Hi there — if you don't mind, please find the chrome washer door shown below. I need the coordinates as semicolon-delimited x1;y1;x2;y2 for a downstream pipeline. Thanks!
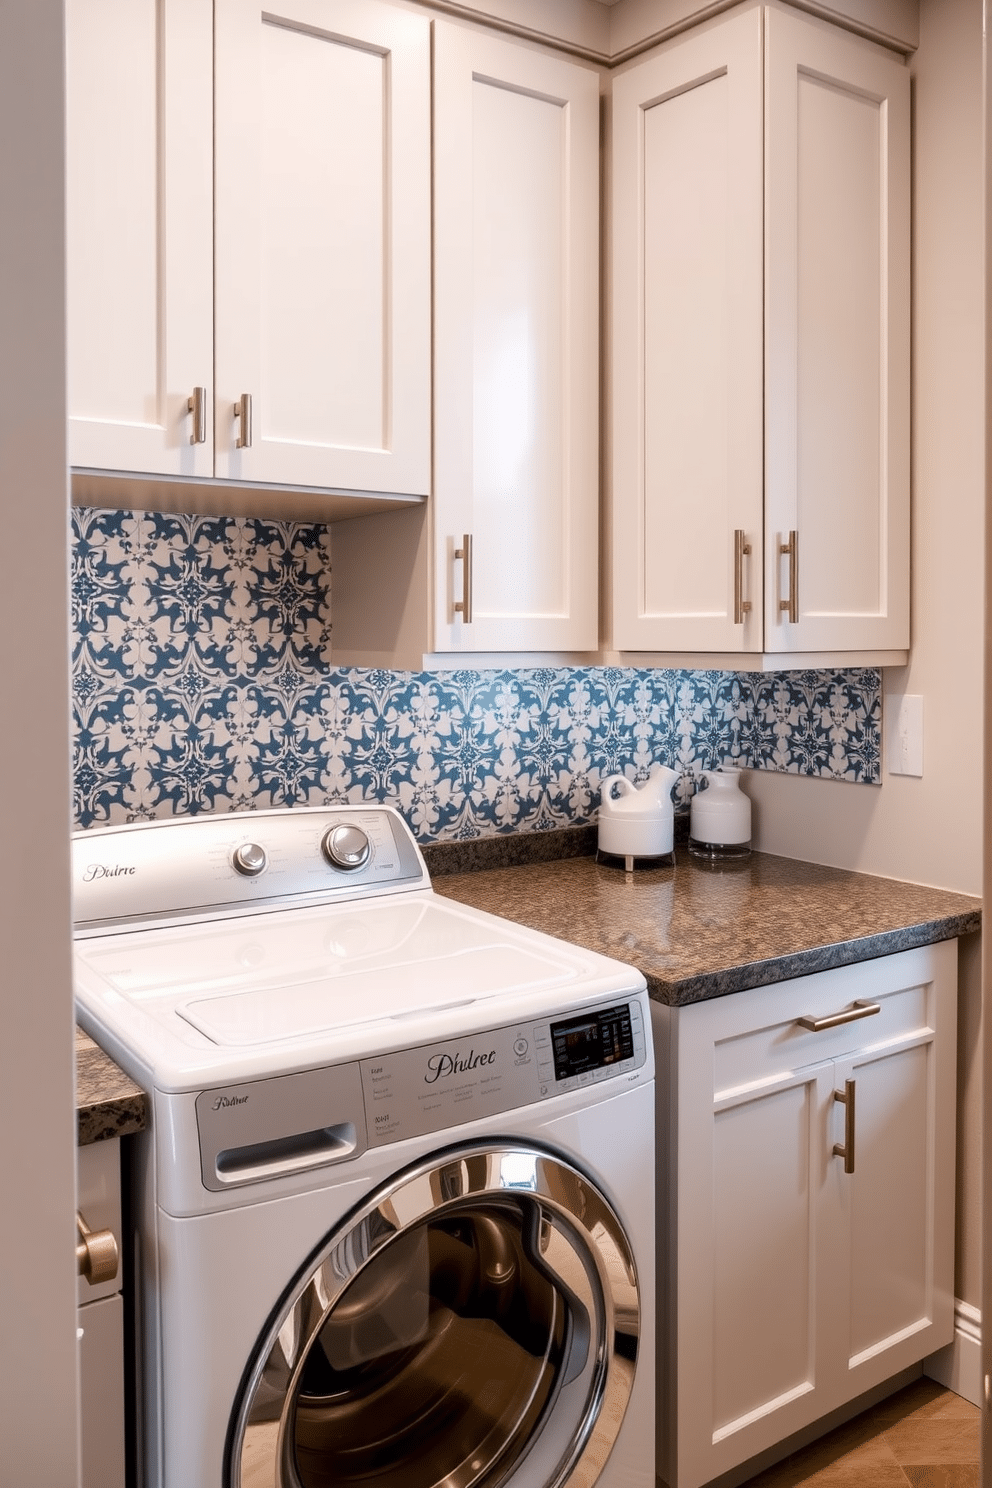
229;1143;640;1488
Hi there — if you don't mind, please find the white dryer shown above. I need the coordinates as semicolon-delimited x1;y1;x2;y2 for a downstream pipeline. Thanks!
72;806;654;1488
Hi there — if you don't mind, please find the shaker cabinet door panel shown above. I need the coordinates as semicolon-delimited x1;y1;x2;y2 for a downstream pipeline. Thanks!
834;1027;955;1391
214;0;431;495
66;0;213;477
433;22;599;653
764;8;910;653
612;9;764;653
707;1068;833;1457
677;1038;836;1486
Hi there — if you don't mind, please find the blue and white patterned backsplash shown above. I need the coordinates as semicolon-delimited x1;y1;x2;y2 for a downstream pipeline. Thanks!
71;508;881;839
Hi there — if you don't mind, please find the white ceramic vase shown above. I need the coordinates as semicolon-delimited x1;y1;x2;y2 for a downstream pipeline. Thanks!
689;768;751;859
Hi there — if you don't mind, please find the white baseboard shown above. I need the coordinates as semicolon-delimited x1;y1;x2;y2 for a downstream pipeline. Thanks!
924;1300;983;1407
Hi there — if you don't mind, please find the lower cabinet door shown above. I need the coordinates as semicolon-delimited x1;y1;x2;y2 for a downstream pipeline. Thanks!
663;941;957;1488
830;1028;955;1396
706;1062;837;1472
78;1293;126;1488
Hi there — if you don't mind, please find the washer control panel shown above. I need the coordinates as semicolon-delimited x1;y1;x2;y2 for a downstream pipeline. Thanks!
360;995;649;1150
192;993;650;1190
72;806;427;934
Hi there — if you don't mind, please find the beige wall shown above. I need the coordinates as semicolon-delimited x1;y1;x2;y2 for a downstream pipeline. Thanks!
747;0;985;1311
0;2;80;1481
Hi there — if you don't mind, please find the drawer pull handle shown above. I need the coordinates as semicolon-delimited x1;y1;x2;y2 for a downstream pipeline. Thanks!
832;1078;856;1174
76;1210;119;1286
797;1000;880;1033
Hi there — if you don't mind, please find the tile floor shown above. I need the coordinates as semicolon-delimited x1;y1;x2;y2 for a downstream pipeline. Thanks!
738;1378;981;1487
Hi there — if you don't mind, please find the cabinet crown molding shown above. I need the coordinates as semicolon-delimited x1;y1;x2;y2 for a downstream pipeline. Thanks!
412;0;919;61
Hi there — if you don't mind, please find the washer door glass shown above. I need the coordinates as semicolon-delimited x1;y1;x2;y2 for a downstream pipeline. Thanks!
230;1145;640;1488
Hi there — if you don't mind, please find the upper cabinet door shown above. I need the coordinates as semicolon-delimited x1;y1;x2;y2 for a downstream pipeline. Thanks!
764;8;910;654
611;9;765;655
432;23;600;654
66;0;214;477
214;0;431;496
611;5;909;665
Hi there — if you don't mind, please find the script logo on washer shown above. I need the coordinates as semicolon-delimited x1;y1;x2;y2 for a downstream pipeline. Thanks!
424;1047;497;1084
212;1093;250;1112
82;862;137;883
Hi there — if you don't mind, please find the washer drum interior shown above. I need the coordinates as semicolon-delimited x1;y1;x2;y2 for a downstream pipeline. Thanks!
228;1143;641;1488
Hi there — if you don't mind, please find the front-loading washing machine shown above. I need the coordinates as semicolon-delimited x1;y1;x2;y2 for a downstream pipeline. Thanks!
72;806;654;1488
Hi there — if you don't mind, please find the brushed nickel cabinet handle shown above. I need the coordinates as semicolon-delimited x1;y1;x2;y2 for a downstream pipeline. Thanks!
733;528;752;625
832;1079;856;1174
797;999;880;1033
234;392;253;450
187;386;207;445
76;1210;119;1286
454;533;473;624
779;530;799;623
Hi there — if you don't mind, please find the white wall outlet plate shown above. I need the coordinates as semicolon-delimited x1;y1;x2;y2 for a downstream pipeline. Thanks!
884;693;924;777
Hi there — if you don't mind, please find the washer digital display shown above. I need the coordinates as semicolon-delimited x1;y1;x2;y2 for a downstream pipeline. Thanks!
551;1003;634;1080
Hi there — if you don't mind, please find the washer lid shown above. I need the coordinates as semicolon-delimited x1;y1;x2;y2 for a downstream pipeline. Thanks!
73;890;644;1088
177;936;574;1046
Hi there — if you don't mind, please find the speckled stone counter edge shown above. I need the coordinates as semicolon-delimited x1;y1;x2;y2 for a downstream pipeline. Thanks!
663;915;983;1006
76;1028;147;1146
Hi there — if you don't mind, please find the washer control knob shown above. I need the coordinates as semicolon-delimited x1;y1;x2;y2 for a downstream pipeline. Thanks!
232;842;267;877
322;824;371;871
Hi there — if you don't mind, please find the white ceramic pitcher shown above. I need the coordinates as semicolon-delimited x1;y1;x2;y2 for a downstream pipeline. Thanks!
598;765;679;860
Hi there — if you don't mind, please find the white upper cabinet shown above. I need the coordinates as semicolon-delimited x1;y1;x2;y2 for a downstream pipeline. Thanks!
764;8;910;656
214;0;430;496
66;0;214;478
612;9;764;657
432;22;600;653
611;4;910;666
332;20;600;663
67;0;430;503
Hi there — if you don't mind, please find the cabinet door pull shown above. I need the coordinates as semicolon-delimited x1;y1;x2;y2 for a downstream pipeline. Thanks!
779;530;799;623
187;386;207;445
234;392;253;449
76;1210;119;1286
733;529;752;625
832;1079;856;1174
454;533;473;624
797;1000;880;1033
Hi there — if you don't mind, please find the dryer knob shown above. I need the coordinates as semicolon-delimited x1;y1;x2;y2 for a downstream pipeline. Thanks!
322;824;371;871
233;842;267;877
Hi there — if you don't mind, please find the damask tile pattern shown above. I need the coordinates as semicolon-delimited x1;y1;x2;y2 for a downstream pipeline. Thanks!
70;509;881;838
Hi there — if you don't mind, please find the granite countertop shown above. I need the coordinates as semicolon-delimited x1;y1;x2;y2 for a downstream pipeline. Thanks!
76;1026;148;1146
426;830;982;1005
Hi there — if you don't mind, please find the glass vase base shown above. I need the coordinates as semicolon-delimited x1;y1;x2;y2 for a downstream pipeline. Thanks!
688;837;751;861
